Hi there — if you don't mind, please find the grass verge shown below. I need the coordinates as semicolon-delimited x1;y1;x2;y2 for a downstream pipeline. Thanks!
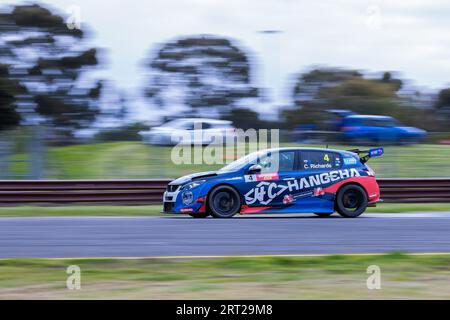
8;141;450;179
1;253;450;299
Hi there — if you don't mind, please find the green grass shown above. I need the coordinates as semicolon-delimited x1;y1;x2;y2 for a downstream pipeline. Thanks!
2;253;450;299
0;203;447;217
366;203;450;213
0;205;163;217
7;141;450;179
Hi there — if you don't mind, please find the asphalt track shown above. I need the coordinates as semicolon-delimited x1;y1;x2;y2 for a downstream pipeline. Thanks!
1;212;450;259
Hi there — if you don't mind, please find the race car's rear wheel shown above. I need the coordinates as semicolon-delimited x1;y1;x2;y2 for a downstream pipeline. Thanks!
208;185;241;218
335;184;368;218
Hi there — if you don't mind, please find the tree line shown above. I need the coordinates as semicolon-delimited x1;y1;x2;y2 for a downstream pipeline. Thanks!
1;3;449;143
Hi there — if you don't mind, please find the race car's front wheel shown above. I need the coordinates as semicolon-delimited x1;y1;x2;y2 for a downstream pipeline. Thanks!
208;185;241;218
335;184;368;218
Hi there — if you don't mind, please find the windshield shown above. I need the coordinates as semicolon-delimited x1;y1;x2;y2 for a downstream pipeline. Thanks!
218;151;264;173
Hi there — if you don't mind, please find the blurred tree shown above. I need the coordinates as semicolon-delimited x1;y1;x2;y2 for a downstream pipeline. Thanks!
0;64;25;130
319;77;437;130
379;71;403;91
221;107;281;130
318;77;398;115
283;68;435;130
0;4;102;139
434;88;450;127
435;88;450;109
292;68;362;107
145;35;258;115
283;68;361;129
221;108;260;130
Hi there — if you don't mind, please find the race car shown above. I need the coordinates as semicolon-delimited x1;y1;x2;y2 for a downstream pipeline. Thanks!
163;147;383;218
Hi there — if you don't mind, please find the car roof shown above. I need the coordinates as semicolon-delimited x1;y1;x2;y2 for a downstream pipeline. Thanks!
260;147;355;156
345;114;394;120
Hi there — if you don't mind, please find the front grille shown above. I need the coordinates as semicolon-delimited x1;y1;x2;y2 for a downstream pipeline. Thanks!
167;184;180;192
163;202;174;212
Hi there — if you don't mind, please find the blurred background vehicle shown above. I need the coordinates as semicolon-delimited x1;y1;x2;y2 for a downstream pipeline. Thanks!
292;110;427;145
341;115;427;145
139;118;237;145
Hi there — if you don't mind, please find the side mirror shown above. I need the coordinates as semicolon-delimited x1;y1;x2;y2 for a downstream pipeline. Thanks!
247;164;262;174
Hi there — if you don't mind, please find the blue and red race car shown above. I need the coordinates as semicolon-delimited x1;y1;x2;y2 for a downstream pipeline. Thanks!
163;147;383;218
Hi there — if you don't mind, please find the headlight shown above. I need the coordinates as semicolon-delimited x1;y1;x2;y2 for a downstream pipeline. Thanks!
181;180;206;190
182;191;194;205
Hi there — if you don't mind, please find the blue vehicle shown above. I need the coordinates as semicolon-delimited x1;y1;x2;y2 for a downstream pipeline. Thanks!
341;115;426;144
163;147;383;218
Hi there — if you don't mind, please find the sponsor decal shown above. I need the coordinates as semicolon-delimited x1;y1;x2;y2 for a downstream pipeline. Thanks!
180;208;193;213
245;168;360;205
245;181;288;205
244;172;279;182
244;174;256;182
283;194;294;204
369;148;384;157
344;157;358;165
314;187;325;197
257;173;279;181
335;157;341;167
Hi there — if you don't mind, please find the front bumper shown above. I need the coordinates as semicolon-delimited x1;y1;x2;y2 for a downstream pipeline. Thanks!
162;189;206;214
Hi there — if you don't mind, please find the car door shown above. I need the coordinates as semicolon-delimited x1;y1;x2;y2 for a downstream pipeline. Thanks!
241;150;298;207
178;120;195;144
290;150;342;211
367;119;397;143
199;121;214;144
378;119;398;142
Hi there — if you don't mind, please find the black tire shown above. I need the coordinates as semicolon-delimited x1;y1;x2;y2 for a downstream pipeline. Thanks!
314;212;333;218
335;184;368;218
189;212;210;218
208;185;241;218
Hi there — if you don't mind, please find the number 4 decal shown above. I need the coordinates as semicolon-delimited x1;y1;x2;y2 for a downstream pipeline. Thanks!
324;154;330;162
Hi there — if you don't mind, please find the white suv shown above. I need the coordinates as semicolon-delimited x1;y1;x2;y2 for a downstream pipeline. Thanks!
139;118;237;145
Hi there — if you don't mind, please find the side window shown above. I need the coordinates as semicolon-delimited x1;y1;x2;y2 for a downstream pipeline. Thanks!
201;122;212;129
300;151;341;170
257;151;296;173
278;151;296;172
183;121;195;130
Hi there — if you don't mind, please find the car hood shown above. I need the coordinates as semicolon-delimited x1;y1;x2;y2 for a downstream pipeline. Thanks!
169;171;218;185
150;126;174;132
139;126;172;136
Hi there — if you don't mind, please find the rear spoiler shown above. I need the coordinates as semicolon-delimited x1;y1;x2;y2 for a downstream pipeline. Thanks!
347;147;384;164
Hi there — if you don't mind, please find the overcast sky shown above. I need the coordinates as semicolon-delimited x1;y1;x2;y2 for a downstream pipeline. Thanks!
9;0;450;120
